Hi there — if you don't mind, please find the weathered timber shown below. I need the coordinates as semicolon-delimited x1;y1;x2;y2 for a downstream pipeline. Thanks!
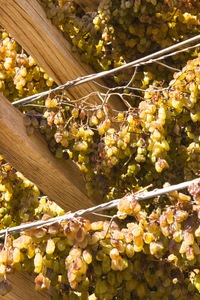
0;94;96;211
0;0;125;111
5;273;50;300
0;1;125;299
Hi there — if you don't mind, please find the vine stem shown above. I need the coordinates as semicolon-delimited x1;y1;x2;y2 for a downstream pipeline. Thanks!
12;35;200;107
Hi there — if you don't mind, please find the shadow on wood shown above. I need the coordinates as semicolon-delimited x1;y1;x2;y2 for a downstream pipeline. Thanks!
0;94;97;211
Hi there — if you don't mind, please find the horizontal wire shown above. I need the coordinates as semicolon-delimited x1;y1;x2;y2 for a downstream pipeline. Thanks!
12;35;200;107
5;36;200;237
0;178;199;238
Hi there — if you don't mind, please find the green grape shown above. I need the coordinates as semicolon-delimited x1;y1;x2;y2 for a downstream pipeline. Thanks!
1;1;200;298
193;273;200;292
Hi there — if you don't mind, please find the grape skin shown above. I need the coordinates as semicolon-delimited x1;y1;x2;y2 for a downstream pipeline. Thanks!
1;0;200;298
0;161;200;298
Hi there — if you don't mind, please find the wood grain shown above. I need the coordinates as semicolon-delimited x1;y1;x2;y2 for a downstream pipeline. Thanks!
0;0;124;111
0;94;97;211
0;1;125;298
4;273;50;300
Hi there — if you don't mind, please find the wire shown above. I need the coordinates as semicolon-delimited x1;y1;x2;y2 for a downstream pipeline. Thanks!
0;178;199;238
6;36;200;237
12;35;200;107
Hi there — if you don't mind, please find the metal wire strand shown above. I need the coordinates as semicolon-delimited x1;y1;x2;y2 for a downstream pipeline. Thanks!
12;35;200;107
0;178;199;238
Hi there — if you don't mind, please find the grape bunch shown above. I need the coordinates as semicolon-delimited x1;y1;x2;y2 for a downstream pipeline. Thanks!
1;1;200;201
20;52;197;202
0;155;40;226
0;163;200;299
0;1;200;298
39;0;200;88
0;26;55;102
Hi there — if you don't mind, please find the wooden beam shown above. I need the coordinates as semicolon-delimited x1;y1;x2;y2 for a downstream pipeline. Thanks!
7;273;50;300
0;2;124;298
0;95;99;300
0;0;125;111
0;94;97;212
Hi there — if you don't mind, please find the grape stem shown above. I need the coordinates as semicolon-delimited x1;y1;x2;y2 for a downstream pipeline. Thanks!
12;36;200;107
0;178;199;238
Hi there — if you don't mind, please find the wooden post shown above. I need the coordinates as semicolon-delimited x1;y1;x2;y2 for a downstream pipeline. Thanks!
0;94;97;211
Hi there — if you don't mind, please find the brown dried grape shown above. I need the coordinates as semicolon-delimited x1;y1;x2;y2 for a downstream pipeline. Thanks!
175;210;189;223
35;273;50;291
31;117;39;128
75;227;86;243
67;257;87;289
12;235;32;249
26;125;34;136
48;223;60;235
185;246;195;261
183;231;195;246
188;179;200;204
65;247;82;269
23;114;32;127
33;228;47;239
0;280;12;296
149;241;164;256
118;194;141;217
64;220;80;240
